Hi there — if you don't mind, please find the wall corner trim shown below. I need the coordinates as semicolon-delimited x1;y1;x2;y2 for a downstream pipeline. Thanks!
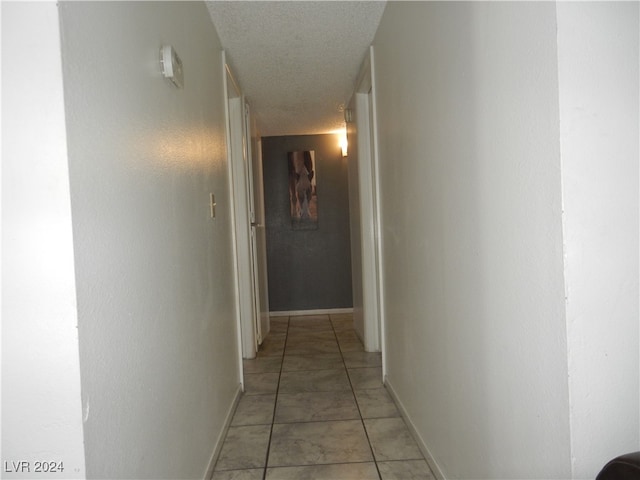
203;385;243;480
384;378;446;480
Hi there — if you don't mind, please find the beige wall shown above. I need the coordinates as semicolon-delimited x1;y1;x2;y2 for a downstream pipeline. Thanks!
373;2;639;479
374;2;570;478
59;2;240;477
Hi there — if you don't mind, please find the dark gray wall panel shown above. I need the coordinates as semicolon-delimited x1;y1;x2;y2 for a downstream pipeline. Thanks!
262;134;353;311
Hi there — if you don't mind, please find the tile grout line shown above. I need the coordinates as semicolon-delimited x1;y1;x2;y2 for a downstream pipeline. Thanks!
261;315;289;480
330;314;384;480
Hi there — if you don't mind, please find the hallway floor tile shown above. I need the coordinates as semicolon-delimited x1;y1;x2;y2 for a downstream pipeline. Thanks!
354;389;400;419
243;372;279;395
269;419;373;467
279;368;351;393
265;462;379;480
281;353;344;372
215;425;271;471
364;418;424;462
274;391;359;423
231;394;276;426
212;314;435;480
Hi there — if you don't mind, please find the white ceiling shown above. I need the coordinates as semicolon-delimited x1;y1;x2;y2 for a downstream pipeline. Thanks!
206;1;387;137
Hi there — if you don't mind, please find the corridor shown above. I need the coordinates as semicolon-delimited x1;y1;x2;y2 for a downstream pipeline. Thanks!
212;314;434;480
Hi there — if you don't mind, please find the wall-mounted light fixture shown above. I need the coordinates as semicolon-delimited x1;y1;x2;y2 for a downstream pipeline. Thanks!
339;128;348;157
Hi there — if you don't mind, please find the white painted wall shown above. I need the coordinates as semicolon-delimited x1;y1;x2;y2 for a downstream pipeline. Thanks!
2;3;86;477
58;2;240;478
373;3;572;478
557;3;640;477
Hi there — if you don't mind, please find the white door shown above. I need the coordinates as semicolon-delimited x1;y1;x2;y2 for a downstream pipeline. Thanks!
244;103;270;344
224;56;257;360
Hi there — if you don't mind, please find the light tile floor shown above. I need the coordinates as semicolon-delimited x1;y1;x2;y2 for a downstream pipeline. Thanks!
213;314;435;480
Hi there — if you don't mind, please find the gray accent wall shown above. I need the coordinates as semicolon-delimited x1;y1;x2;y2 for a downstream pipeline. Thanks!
262;135;353;311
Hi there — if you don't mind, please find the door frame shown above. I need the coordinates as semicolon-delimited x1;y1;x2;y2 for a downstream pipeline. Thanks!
244;102;270;345
223;52;257;377
347;46;386;376
244;102;261;345
249;132;271;343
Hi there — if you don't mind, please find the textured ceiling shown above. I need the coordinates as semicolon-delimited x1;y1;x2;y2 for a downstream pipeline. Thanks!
206;1;386;137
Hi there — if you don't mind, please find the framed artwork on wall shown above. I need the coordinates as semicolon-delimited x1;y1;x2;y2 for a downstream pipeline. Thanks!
288;150;317;229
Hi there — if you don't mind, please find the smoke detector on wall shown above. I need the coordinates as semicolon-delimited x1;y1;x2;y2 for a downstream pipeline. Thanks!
160;45;183;89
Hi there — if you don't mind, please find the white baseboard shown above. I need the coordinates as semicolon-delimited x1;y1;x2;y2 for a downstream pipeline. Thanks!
384;377;446;480
269;308;353;317
203;384;243;480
